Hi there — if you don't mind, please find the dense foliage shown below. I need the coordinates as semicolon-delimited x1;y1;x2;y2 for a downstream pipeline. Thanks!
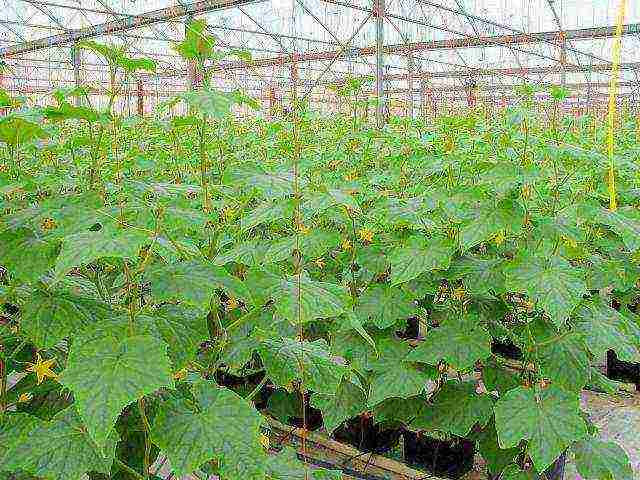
1;23;639;480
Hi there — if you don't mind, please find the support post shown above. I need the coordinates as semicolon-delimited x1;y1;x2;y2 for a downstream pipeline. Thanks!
137;79;144;116
375;0;386;128
71;42;81;106
407;55;414;118
186;15;197;90
559;32;567;87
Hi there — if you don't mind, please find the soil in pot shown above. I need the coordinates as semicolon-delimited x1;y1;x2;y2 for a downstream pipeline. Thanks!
332;415;402;453
491;339;523;361
403;430;475;479
606;350;640;390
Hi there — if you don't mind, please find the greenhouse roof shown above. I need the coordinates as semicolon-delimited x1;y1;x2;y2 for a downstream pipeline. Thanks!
2;0;640;102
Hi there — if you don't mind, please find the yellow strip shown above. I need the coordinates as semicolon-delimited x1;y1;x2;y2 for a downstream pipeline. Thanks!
607;0;627;212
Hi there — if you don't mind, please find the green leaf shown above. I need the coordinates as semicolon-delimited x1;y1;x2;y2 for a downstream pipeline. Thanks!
368;364;435;407
174;19;216;60
459;200;524;250
448;255;507;297
21;289;112;349
474;419;520;475
146;259;252;307
0;228;54;282
413;381;493;435
177;88;233;118
572;438;633;480
53;229;148;283
310;376;367;432
0;409;117;480
504;254;586;328
241;199;294;231
597;206;640;251
356;284;416;329
0;113;49;146
259;338;346;394
389;235;455;285
407;316;492;370
151;382;265;478
574;298;640;362
536;332;590;391
494;386;587;472
153;304;209;369
273;274;350;323
60;326;174;446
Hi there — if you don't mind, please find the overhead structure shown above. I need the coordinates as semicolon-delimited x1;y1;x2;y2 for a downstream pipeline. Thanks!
1;0;639;124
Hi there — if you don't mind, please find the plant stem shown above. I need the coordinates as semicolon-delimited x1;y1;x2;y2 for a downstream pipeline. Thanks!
245;375;268;401
137;397;152;480
0;358;6;413
115;459;145;480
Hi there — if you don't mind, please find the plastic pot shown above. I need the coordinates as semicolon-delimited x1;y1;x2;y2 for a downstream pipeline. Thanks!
606;350;640;390
402;431;475;479
332;415;402;453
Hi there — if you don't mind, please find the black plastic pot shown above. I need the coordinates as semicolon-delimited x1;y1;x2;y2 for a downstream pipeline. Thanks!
491;339;523;361
287;397;324;431
489;452;566;480
332;415;402;453
403;431;475;479
606;350;640;390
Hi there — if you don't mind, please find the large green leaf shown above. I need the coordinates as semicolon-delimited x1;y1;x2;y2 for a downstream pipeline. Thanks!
536;332;590;391
389;235;455;285
406;316;492;370
60;325;174;446
21;289;112;348
368;364;435;407
355;284;416;329
574;298;640;362
459;200;524;250
0;409;117;480
151;382;265;478
145;259;252;307
474;420;520;475
241;199;294;231
0;114;49;146
259;338;346;395
273;274;350;324
494;386;587;472
177;88;233;118
153;304;209;369
0;228;54;282
413;381;493;436
448;255;507;297
572;438;634;480
310;376;367;432
504;254;586;327
174;19;215;60
597;206;640;251
53;229;149;283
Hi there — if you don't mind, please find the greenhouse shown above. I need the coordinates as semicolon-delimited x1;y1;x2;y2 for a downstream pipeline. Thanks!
1;0;640;479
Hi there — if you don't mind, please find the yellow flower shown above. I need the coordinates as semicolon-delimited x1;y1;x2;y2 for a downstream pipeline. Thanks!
259;433;270;450
521;184;532;200
173;368;188;381
357;227;374;243
451;286;466;302
297;223;310;235
314;258;326;269
25;353;58;385
493;229;506;246
40;217;57;231
226;296;239;310
18;392;33;403
341;239;352;251
222;206;236;221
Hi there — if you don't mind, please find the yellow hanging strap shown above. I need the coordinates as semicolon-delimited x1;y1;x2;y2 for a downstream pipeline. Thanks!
607;0;627;212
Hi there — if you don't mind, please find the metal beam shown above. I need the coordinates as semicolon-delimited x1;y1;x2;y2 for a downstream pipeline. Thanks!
220;23;640;71
1;0;267;58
